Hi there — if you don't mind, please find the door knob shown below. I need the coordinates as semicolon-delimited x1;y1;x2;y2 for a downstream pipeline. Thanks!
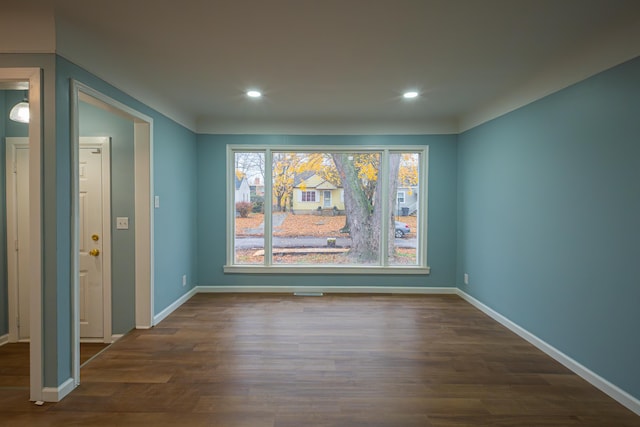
92;234;100;241
89;248;100;257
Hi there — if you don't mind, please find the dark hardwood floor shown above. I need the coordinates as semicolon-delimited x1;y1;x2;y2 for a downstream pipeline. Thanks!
0;342;108;389
0;293;638;426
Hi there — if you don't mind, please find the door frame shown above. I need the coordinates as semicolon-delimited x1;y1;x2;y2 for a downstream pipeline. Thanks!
70;80;154;386
79;138;113;343
0;68;43;402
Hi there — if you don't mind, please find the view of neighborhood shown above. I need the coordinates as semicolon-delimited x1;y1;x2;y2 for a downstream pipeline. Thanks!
233;151;421;266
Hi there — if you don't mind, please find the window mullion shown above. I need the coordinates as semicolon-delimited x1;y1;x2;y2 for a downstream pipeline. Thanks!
380;149;390;266
227;146;235;265
264;149;273;266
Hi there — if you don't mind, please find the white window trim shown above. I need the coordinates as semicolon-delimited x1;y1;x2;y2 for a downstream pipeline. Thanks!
226;145;430;274
397;190;406;203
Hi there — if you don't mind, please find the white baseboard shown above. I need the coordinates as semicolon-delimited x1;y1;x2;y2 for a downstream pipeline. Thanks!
41;378;75;402
111;334;124;343
196;285;458;295
457;289;640;417
0;334;8;346
153;287;198;326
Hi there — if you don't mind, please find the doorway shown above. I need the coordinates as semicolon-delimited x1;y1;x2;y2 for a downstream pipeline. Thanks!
6;137;112;343
70;81;154;387
0;68;43;402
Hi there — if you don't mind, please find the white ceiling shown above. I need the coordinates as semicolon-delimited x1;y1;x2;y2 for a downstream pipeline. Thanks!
49;0;640;133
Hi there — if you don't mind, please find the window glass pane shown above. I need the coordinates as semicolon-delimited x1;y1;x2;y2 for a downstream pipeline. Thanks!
234;152;265;264
389;152;419;265
271;151;381;265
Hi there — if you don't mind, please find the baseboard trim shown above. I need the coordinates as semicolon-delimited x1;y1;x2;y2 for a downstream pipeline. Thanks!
153;287;198;326
195;285;457;295
41;378;75;402
111;334;124;343
0;334;8;346
457;289;640;416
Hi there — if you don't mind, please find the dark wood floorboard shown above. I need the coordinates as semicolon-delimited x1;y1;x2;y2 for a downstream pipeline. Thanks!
0;293;638;426
0;342;109;389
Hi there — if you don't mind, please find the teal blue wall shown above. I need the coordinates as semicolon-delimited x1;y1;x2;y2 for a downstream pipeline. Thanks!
79;101;136;335
153;115;199;312
457;56;640;400
197;134;458;288
55;56;198;387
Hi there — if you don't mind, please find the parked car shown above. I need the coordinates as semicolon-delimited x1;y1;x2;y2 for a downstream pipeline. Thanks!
395;221;411;238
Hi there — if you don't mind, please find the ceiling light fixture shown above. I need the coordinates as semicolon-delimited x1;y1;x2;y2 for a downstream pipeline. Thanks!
9;91;29;123
246;90;262;98
403;91;419;99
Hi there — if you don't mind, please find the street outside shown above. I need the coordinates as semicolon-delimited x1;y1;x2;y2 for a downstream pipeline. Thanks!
234;213;418;264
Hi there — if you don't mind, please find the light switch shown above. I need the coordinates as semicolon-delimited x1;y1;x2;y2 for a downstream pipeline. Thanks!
116;217;129;230
154;196;160;208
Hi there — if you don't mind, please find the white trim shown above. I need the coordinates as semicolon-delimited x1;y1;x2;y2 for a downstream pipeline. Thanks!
74;83;155;330
110;334;124;343
196;285;455;294
0;334;8;346
41;378;75;403
418;147;429;270
457;289;640;417
70;83;81;386
227;145;429;270
153;288;198;326
70;81;155;395
79;338;107;344
135;121;154;329
223;265;430;275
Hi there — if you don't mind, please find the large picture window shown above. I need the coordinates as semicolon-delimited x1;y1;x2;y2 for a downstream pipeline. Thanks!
227;145;429;274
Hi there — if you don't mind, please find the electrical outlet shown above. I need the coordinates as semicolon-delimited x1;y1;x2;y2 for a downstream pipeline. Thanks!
463;273;469;285
182;274;187;287
116;217;129;230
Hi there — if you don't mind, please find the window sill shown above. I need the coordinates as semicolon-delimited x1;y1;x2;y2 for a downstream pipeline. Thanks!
223;265;431;275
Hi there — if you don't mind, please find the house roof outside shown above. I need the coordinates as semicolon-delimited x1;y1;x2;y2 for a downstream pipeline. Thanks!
294;172;342;190
235;175;247;190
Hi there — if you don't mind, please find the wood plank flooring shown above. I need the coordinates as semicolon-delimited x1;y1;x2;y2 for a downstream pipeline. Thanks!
0;342;109;389
0;293;638;426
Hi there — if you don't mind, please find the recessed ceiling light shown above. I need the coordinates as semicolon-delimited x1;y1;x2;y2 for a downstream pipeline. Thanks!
403;91;419;99
246;90;262;98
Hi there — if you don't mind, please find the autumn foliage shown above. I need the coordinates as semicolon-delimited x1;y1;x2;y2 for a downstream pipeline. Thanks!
235;201;252;218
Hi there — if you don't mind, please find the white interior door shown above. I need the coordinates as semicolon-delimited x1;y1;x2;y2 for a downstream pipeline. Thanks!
78;146;104;338
6;137;111;341
6;138;30;341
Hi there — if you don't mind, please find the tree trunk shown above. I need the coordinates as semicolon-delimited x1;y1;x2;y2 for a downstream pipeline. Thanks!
387;154;401;256
332;154;378;262
332;153;401;263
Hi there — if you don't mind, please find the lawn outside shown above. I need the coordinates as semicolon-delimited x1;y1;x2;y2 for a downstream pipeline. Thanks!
234;213;418;264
